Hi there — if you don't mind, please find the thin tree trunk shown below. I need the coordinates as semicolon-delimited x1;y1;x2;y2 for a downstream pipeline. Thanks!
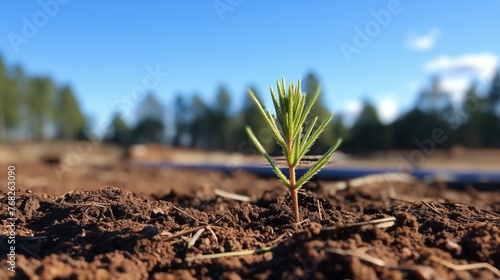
0;92;5;140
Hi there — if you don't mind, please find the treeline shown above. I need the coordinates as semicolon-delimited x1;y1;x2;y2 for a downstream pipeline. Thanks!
350;75;500;152
1;54;500;153
0;56;86;141
0;56;168;145
105;72;500;154
108;73;340;155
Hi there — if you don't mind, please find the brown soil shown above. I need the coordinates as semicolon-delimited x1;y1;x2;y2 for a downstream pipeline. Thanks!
0;162;499;280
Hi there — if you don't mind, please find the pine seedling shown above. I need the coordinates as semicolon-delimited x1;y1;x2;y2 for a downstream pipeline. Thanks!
246;78;342;224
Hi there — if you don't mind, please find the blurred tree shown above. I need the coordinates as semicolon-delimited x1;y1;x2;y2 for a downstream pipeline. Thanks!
344;101;392;153
481;112;500;147
234;87;276;154
330;114;348;145
0;58;22;140
398;78;456;148
0;56;6;139
486;69;500;113
480;69;500;147
0;56;7;140
186;87;235;151
137;92;165;122
134;118;165;143
189;94;209;149
457;85;484;147
7;73;22;129
133;93;166;143
302;73;336;154
391;107;454;150
391;108;428;149
212;85;231;150
415;77;457;143
106;113;132;147
11;65;28;138
27;77;55;141
172;94;192;147
416;77;452;114
216;85;230;116
56;85;85;140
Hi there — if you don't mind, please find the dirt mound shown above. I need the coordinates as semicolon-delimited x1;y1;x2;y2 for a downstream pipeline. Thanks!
1;171;499;280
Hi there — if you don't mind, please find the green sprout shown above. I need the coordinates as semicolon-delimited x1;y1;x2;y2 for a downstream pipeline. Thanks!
246;77;342;224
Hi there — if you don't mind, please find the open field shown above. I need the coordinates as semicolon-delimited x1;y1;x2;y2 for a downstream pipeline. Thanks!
2;1;499;279
0;155;499;279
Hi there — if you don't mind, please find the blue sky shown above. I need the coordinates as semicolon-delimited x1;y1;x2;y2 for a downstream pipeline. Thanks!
1;1;499;128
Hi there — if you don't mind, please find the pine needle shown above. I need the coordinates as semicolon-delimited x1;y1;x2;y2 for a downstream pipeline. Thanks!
429;255;500;277
185;246;274;262
321;217;396;231
214;189;250;202
328;247;442;280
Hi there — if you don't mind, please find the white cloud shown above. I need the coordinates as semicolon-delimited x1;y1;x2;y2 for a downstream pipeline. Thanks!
406;28;440;51
376;98;398;124
344;100;362;116
423;53;499;102
424;53;498;80
342;98;398;125
342;100;363;127
440;78;470;102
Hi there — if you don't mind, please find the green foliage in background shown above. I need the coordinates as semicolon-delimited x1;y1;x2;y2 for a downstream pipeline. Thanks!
1;53;500;151
0;57;22;139
27;77;56;141
106;114;132;147
56;85;85;140
303;73;338;154
134;93;166;144
343;101;392;153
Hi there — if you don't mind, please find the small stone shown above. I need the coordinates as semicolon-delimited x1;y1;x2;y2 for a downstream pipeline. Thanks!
307;222;322;235
142;225;161;239
401;247;412;258
152;208;165;215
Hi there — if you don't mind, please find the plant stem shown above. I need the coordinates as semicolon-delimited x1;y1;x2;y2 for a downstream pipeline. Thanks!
289;164;300;224
287;138;300;224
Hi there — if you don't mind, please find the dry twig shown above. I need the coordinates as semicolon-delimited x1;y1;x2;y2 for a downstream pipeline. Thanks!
429;255;500;278
317;199;323;220
185;246;274;262
321;217;396;232
172;205;200;222
188;228;205;248
162;225;207;241
331;173;418;192
214;189;250;202
267;232;292;246
327;247;443;280
206;226;218;244
18;244;42;261
423;202;442;215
